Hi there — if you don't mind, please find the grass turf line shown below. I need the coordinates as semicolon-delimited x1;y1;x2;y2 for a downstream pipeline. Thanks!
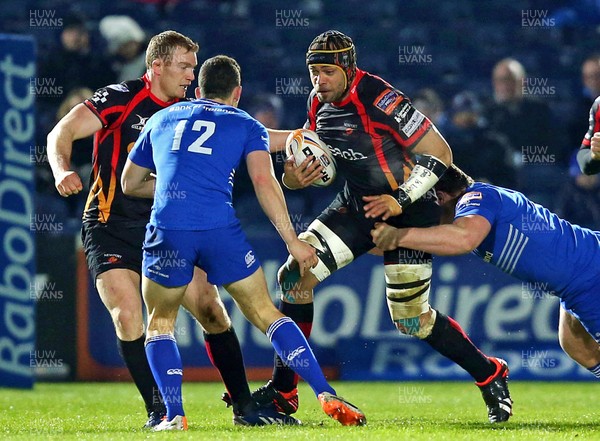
1;381;598;440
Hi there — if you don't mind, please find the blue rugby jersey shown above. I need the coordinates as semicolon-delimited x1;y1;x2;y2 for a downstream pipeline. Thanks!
129;98;269;230
454;182;600;304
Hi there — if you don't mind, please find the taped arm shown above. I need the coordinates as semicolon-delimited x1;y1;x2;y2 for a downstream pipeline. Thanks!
363;126;451;220
397;126;452;209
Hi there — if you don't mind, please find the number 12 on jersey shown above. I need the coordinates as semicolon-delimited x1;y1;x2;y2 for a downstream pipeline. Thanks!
171;119;215;155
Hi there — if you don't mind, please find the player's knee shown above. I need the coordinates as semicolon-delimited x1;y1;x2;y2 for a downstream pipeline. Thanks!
110;307;144;338
276;256;312;302
296;226;353;280
392;309;436;339
278;226;353;302
196;301;231;333
385;262;434;339
277;256;302;296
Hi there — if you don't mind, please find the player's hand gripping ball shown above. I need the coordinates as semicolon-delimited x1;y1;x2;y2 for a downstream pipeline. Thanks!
285;129;337;187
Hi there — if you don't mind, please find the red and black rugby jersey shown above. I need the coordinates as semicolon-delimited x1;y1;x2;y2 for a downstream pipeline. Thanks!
82;74;180;225
305;69;432;197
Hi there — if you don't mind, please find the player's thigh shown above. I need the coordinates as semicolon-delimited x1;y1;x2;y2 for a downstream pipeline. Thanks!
96;268;142;312
298;194;375;283
182;267;230;333
558;305;600;367
224;267;281;333
142;224;196;289
81;222;145;284
562;291;600;344
194;222;261;287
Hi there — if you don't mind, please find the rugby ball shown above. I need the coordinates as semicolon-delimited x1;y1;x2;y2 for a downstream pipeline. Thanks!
285;129;336;187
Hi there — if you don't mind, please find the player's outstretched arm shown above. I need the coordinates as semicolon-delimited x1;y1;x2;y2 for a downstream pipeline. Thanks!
371;215;490;255
266;129;293;153
121;159;155;198
47;103;102;197
246;150;317;275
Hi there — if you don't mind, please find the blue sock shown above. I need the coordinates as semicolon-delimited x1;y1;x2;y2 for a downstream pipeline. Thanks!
588;362;600;379
266;316;336;397
145;334;185;419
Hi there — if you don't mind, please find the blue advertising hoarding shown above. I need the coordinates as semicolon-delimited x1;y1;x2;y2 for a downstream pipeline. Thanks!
0;35;36;388
78;233;592;382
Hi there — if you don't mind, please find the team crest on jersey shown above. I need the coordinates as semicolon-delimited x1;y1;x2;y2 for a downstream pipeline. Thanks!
374;88;403;115
131;114;149;131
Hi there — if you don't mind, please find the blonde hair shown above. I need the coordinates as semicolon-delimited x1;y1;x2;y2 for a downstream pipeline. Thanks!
145;30;198;69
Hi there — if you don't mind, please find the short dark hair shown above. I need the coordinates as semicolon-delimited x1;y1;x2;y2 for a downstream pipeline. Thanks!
435;164;474;194
199;55;241;100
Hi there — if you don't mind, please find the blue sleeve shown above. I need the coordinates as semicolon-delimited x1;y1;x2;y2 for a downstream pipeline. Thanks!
243;119;270;157
454;186;501;225
128;119;156;171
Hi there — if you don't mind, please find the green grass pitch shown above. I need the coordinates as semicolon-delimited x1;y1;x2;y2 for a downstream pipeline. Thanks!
1;381;598;440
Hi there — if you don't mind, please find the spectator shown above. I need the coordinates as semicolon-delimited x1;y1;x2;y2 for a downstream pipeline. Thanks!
412;88;450;135
100;15;147;83
39;13;116;96
248;93;284;129
486;58;566;201
37;13;116;155
444;91;516;188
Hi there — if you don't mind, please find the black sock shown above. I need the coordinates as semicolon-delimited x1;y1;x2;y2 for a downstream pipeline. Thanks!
272;302;314;392
424;311;495;383
117;335;164;414
204;327;252;411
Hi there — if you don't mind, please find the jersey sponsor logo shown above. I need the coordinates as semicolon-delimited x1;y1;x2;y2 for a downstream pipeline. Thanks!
328;144;367;161
147;267;169;278
393;102;412;124
131;114;149;131
483;250;493;263
401;109;425;137
166;368;183;376
168;104;192;112
106;83;129;93
458;191;482;206
103;253;122;264
343;122;357;136
374;88;403;115
245;250;256;268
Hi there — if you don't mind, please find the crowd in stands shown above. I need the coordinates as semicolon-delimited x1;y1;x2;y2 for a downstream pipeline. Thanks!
6;0;600;232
